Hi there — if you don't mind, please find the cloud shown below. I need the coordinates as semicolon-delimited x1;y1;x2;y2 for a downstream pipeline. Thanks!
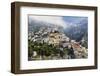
29;15;67;28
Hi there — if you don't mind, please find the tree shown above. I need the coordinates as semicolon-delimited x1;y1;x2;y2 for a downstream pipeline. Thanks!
28;39;34;57
67;47;75;59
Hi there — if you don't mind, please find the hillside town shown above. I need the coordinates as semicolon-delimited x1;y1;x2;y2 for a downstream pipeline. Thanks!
28;25;88;60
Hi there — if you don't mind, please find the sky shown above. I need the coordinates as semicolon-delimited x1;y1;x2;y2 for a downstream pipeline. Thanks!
29;15;88;28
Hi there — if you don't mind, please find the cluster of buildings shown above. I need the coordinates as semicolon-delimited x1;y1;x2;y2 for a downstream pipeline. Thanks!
28;25;70;46
28;25;88;59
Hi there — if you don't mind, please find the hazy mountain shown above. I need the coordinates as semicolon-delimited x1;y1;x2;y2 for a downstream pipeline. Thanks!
64;19;88;41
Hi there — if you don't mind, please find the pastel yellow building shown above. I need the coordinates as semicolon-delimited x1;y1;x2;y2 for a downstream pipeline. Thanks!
48;32;62;46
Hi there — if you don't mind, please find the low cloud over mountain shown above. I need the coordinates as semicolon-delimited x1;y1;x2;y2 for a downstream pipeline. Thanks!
28;15;88;42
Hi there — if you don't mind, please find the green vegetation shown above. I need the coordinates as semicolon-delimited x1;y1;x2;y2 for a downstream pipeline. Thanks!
28;39;69;60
